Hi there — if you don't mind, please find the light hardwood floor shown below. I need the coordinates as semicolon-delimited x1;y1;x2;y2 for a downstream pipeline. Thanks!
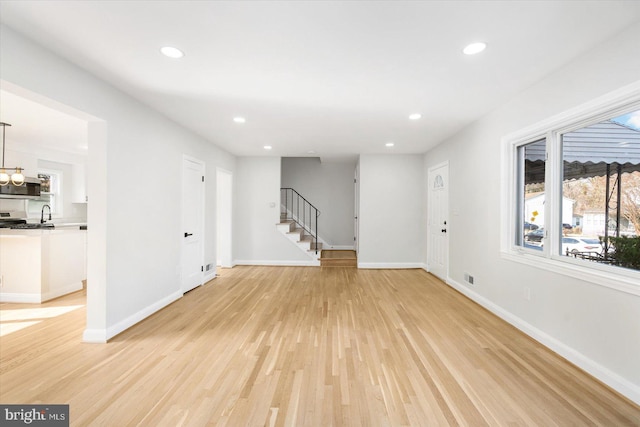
1;266;638;426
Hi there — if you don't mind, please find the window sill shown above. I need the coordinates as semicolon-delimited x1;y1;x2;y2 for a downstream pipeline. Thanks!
501;249;640;297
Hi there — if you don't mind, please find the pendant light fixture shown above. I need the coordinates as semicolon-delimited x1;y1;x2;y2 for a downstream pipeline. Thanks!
0;122;25;186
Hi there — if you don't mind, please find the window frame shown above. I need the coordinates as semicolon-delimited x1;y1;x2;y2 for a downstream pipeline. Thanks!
27;168;64;219
501;82;640;296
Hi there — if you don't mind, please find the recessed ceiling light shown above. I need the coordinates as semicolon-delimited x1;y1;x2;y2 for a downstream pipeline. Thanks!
409;113;422;120
463;42;487;55
385;142;395;147
160;46;184;58
233;117;246;123
264;145;272;150
307;150;316;154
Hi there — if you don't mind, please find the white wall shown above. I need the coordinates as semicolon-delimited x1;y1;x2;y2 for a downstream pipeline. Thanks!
1;25;236;341
234;157;312;265
358;154;424;268
281;157;355;248
423;22;640;403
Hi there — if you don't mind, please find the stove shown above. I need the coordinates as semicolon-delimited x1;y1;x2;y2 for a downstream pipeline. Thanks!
8;223;55;229
0;218;27;228
0;211;53;229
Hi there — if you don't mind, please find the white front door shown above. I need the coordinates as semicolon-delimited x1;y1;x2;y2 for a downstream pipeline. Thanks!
181;156;205;293
428;162;449;281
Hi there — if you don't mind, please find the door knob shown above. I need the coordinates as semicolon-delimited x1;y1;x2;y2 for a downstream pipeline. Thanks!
184;232;193;237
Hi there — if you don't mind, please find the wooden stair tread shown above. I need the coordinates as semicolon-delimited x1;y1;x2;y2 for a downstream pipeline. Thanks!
320;250;357;267
319;250;357;260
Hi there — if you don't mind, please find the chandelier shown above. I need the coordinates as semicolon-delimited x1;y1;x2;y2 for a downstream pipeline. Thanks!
0;122;25;186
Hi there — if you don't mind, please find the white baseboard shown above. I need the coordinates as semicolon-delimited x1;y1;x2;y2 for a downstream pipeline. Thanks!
358;262;427;269
42;282;83;302
234;259;320;267
105;290;182;340
82;328;108;343
0;292;42;303
446;277;640;406
82;290;183;343
203;271;217;284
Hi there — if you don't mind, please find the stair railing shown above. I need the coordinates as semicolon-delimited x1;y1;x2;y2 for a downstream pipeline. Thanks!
280;188;320;254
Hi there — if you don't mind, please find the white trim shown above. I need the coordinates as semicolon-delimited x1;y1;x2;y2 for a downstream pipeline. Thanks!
234;259;320;267
82;328;108;343
445;277;640;406
181;155;206;293
502;252;640;296
358;262;427;270
42;282;83;302
320;245;355;250
501;80;640;295
216;167;233;270
203;271;217;284
0;292;42;303
103;290;182;341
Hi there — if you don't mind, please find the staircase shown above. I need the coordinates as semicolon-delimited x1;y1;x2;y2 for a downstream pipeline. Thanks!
319;250;357;267
277;188;322;261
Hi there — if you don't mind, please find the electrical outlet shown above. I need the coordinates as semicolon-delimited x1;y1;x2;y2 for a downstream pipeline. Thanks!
524;287;531;301
464;273;475;285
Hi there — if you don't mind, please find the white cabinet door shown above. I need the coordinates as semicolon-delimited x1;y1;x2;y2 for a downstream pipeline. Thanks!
72;163;87;203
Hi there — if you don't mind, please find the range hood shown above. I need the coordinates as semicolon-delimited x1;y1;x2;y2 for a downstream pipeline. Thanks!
0;177;41;199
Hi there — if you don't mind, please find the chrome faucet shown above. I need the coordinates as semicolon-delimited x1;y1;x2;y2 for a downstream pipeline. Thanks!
41;204;52;224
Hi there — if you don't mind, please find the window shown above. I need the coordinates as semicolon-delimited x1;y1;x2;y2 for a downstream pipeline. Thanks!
502;86;640;294
27;170;63;218
561;116;640;268
516;138;546;250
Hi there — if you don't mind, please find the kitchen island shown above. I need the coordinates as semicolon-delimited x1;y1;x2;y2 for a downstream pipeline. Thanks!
0;227;87;303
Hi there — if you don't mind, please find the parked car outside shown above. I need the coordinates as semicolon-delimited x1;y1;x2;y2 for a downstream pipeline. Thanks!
562;237;602;254
524;222;539;231
525;228;544;246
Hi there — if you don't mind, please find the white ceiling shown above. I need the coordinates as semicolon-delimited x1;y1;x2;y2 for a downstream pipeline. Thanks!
0;90;88;156
1;1;639;160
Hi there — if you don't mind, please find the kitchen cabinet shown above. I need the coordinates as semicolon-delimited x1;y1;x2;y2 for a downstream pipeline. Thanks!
72;163;88;203
0;228;86;302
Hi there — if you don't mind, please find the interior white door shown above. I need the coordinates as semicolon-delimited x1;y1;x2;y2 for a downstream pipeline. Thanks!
354;165;359;254
428;162;449;281
181;156;205;293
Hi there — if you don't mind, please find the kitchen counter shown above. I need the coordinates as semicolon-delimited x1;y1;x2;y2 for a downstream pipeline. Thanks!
0;227;87;303
53;222;87;228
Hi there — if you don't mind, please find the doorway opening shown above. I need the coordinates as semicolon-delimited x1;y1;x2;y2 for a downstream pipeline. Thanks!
216;168;233;268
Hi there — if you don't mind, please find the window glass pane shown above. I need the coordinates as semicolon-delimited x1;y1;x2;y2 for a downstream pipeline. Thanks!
518;138;546;250
27;171;61;217
561;109;640;272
